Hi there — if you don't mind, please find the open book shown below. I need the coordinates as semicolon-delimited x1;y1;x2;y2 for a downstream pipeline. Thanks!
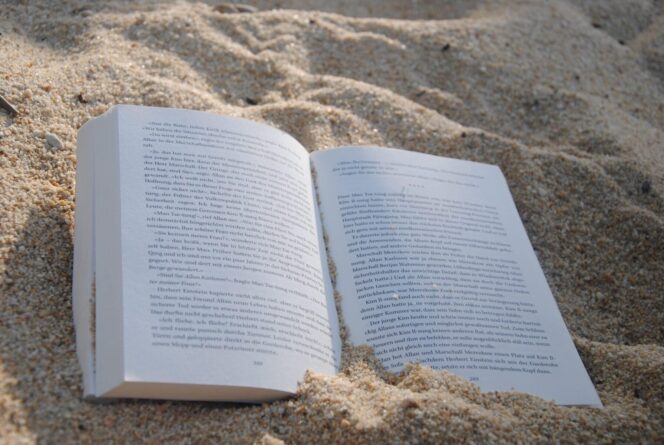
73;105;601;406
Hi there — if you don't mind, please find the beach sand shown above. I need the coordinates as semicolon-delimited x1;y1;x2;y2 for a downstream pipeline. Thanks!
1;0;663;442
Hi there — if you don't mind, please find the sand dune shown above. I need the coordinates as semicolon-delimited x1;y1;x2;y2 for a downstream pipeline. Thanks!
1;0;662;442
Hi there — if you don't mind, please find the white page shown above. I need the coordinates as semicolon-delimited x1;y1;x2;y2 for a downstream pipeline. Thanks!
311;146;601;407
104;105;339;398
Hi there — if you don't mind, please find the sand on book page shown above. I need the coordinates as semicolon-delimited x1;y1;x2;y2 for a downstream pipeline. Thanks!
311;146;600;406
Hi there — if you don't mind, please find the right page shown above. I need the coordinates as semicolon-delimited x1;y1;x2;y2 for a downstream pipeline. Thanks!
311;146;601;407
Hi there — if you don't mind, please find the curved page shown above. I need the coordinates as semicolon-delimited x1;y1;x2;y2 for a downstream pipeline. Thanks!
311;146;600;407
95;105;339;401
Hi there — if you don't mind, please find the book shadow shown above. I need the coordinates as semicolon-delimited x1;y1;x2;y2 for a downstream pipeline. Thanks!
0;205;261;439
0;205;80;437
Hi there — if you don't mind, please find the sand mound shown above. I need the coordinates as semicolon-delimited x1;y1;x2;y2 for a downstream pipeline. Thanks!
1;0;662;442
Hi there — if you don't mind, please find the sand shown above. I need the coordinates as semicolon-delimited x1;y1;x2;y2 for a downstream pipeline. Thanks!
1;0;663;443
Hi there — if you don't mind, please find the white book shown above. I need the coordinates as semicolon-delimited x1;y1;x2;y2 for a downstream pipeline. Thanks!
72;105;601;406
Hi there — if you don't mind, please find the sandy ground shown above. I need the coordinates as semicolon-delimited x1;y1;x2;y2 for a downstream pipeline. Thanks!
1;0;663;443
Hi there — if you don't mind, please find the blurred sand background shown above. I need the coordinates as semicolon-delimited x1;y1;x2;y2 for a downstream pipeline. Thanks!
1;0;663;443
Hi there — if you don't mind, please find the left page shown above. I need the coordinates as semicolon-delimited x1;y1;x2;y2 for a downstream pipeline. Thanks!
88;105;340;401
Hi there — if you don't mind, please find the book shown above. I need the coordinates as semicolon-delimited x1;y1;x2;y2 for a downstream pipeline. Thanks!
72;104;602;406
